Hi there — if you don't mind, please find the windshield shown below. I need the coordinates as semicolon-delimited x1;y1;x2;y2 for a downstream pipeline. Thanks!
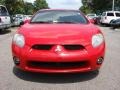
0;6;9;16
31;10;88;24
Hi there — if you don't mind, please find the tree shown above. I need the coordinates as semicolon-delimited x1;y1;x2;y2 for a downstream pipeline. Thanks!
80;0;93;14
34;0;49;12
13;0;25;14
4;0;24;15
0;0;49;15
80;0;120;14
24;2;34;15
91;0;112;13
0;0;5;4
114;0;120;10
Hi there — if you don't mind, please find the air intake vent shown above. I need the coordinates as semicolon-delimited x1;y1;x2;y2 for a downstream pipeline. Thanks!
32;44;53;50
63;45;85;50
28;61;88;69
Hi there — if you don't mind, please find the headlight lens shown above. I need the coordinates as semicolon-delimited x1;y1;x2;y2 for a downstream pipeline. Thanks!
13;34;25;48
92;33;104;48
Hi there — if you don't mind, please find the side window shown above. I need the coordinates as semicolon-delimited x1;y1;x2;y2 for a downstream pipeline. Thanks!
107;13;114;16
115;13;120;17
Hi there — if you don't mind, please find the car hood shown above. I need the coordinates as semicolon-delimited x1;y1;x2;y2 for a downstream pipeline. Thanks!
19;24;100;46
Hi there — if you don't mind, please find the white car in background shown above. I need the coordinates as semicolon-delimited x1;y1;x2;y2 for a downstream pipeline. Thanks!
100;11;120;25
86;14;97;19
12;14;24;26
0;5;11;31
23;15;32;21
12;14;32;26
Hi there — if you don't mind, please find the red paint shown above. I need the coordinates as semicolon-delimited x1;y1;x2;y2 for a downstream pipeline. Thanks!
12;10;105;73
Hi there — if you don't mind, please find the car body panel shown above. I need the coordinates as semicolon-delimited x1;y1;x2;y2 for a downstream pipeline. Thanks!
19;24;99;46
12;9;105;73
0;5;11;29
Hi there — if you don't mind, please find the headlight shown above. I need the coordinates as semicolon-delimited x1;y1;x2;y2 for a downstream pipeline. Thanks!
13;34;25;48
92;33;104;48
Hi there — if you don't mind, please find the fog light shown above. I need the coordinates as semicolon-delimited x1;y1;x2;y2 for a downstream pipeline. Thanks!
97;57;103;65
13;57;20;65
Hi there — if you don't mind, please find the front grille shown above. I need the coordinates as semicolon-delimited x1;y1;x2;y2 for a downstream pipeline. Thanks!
32;44;85;51
63;45;85;50
32;44;53;50
28;61;89;69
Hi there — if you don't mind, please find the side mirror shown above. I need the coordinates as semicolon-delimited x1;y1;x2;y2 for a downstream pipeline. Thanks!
20;19;30;26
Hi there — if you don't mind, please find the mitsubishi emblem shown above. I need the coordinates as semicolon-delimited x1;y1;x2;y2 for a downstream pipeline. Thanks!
55;45;62;53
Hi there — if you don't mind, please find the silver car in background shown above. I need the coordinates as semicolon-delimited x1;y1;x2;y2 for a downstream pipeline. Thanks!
0;5;11;31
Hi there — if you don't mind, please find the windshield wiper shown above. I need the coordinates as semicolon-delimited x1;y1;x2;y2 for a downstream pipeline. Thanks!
30;21;53;24
30;21;79;24
55;21;79;24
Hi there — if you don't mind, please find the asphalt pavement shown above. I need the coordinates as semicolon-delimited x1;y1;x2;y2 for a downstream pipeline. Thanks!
0;26;120;90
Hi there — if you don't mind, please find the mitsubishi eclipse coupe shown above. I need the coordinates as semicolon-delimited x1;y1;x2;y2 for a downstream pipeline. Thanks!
12;9;105;73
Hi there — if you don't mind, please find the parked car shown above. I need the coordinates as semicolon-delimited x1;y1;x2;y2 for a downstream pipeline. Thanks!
12;9;105;73
86;14;101;24
12;14;24;26
86;14;97;24
95;15;102;24
23;15;32;22
0;5;11;31
110;18;120;29
87;14;97;19
100;11;120;25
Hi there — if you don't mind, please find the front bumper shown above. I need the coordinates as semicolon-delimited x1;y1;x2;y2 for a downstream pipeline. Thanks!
0;24;11;29
12;43;105;73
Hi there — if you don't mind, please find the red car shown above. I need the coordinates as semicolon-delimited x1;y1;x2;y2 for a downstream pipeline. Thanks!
12;9;105;73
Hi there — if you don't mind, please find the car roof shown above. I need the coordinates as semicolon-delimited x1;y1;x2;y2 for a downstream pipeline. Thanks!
0;5;6;7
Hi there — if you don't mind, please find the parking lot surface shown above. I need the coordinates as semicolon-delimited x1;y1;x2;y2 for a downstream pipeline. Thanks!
0;26;120;90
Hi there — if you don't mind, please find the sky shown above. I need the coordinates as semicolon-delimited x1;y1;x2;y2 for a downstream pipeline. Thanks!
25;0;82;10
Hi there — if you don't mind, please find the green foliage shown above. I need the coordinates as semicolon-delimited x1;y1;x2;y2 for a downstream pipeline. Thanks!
0;0;5;4
34;0;49;12
80;0;120;14
0;0;49;15
24;2;34;14
91;0;112;13
80;6;93;14
80;0;93;14
5;0;25;15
